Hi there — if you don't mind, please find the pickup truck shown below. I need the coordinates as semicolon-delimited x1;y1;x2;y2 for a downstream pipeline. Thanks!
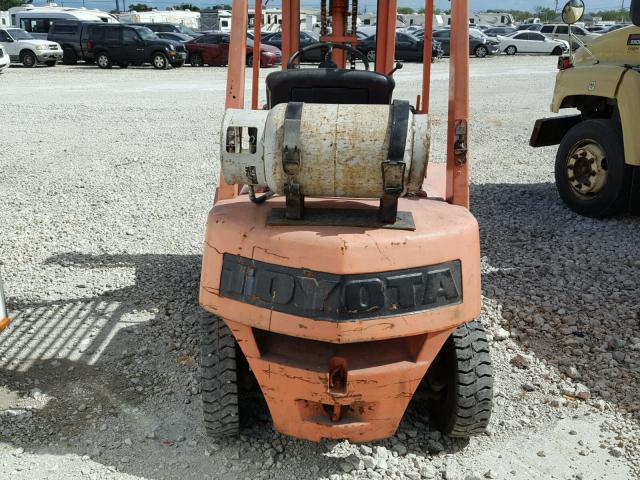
0;27;62;67
47;20;98;64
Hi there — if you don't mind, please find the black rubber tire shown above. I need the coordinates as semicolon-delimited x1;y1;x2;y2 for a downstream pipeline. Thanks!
189;53;203;67
152;52;169;70
505;45;517;56
552;46;564;56
555;119;630;217
44;60;57;67
474;45;489;58
427;321;493;437
62;48;78;65
96;52;112;69
21;51;37;68
200;314;240;439
246;55;254;67
366;49;376;63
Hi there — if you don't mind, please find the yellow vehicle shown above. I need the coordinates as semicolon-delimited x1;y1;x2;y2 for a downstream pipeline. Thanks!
531;0;640;217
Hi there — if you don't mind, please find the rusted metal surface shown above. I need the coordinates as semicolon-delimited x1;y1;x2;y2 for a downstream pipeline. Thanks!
446;0;470;208
221;104;429;198
251;0;262;110
420;0;435;114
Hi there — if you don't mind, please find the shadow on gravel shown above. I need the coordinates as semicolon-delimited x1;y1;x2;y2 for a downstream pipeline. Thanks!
472;181;640;415
1;252;472;479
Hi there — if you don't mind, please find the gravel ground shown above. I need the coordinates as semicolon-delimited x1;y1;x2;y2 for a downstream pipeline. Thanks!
0;56;639;480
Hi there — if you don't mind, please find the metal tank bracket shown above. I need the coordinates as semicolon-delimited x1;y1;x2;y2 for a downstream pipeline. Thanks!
282;102;304;219
379;100;410;223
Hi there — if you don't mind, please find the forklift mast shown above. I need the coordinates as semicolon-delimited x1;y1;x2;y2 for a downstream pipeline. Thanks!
216;0;471;210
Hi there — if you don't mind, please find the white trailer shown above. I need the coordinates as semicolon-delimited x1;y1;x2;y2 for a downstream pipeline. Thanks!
116;9;200;29
0;11;9;27
9;5;117;39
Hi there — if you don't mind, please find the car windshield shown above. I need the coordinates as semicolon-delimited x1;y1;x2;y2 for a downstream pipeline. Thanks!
470;29;488;39
177;25;198;36
7;28;33;40
137;27;157;40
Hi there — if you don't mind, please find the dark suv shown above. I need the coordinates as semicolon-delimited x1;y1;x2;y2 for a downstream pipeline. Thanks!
86;24;187;69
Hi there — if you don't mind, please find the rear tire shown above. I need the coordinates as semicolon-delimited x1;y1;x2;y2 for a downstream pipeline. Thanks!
20;51;37;68
426;321;493;437
189;53;203;67
474;45;489;58
152;52;169;70
96;52;112;69
200;314;240;440
505;45;517;56
366;49;376;63
555;119;630;217
62;48;78;65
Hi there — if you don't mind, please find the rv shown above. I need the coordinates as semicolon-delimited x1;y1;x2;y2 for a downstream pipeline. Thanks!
0;11;9;27
8;4;116;39
117;9;200;30
473;12;515;27
200;9;231;32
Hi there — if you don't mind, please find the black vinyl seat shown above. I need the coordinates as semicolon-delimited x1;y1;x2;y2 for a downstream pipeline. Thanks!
266;69;395;108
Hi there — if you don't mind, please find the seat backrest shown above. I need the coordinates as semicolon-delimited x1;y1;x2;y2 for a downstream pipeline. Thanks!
266;69;395;108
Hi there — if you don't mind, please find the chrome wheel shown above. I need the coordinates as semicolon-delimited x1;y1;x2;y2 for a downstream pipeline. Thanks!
97;54;110;69
366;50;375;63
566;140;608;198
475;46;488;58
505;46;516;56
153;54;167;69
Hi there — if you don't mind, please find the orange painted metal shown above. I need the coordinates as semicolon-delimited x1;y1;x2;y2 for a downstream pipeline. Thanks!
330;0;347;68
374;0;397;74
200;196;481;441
251;0;263;110
0;317;9;332
420;0;435;114
281;0;300;70
446;0;470;208
217;0;249;202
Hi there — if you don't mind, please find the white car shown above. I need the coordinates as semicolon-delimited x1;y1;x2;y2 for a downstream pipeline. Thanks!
0;27;62;67
539;24;600;49
0;44;9;73
498;31;569;56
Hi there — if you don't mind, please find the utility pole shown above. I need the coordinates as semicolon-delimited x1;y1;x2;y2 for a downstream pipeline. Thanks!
555;0;559;14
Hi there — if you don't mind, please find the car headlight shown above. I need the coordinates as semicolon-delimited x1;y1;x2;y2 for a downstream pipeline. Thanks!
167;44;175;51
36;45;48;51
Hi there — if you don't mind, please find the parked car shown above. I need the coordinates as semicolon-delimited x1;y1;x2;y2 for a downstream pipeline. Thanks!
261;30;323;61
130;23;201;37
86;24;187;69
0;44;9;72
601;24;627;33
0;27;62;67
357;32;442;63
483;26;517;37
498;31;568;55
432;28;500;58
539;24;600;49
156;32;193;43
185;32;281;67
516;23;544;31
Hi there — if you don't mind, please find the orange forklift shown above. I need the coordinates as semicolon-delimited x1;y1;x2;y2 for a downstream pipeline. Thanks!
198;0;493;442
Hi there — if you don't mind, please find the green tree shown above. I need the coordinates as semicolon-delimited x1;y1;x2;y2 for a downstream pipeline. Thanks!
0;0;23;10
535;6;557;22
417;8;425;14
173;3;200;10
128;3;152;11
397;7;415;15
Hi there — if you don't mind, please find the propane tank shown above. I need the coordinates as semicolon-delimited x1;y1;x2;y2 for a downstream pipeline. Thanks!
221;103;430;198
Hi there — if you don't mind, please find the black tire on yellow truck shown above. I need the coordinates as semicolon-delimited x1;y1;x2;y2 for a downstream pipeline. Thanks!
555;119;631;218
